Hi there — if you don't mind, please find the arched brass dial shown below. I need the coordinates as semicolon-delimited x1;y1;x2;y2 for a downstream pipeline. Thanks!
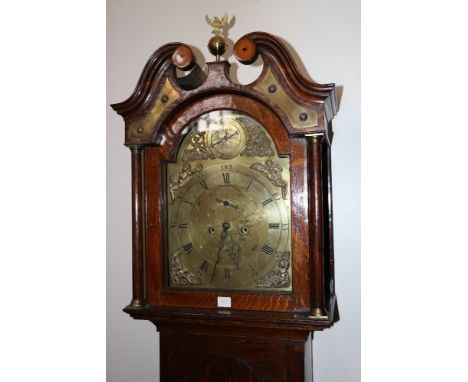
167;111;292;291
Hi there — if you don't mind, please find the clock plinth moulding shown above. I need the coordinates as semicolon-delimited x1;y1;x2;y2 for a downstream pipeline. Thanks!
112;24;339;381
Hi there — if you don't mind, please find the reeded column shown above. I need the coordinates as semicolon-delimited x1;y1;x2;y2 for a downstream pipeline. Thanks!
128;145;145;309
308;134;327;318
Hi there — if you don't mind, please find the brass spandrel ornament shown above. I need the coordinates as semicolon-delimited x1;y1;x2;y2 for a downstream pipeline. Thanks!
205;12;229;61
171;249;202;285
250;160;288;199
168;163;203;204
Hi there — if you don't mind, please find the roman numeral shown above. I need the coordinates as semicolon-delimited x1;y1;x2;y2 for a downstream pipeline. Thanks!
225;268;231;279
282;223;289;231
246;178;253;191
183;199;193;205
261;244;275;256
222;172;230;184
199;260;209;272
268;223;280;229
199;179;209;190
183;242;193;254
178;223;188;229
262;197;273;206
272;192;280;200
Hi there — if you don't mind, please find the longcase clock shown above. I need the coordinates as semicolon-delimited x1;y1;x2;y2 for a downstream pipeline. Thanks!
112;18;339;382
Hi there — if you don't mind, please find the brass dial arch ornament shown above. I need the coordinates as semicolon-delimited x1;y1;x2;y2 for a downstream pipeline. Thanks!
111;20;340;382
205;114;247;159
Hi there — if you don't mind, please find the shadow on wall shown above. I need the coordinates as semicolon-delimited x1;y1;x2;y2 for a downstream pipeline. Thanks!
281;37;344;110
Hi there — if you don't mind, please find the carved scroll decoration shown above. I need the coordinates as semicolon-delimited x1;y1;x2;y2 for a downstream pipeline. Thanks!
170;249;201;285
168;163;203;203
250;159;288;199
256;251;290;288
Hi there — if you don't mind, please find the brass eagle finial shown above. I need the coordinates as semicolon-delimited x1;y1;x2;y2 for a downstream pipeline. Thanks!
205;12;228;36
205;13;229;61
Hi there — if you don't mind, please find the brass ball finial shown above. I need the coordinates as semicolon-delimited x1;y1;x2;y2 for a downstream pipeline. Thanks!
208;35;227;61
205;12;229;61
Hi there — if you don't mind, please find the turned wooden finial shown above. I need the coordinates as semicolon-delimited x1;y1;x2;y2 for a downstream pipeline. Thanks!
171;44;195;71
234;37;258;64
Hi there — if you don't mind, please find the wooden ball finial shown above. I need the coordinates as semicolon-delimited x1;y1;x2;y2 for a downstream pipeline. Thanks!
234;37;258;64
172;44;195;71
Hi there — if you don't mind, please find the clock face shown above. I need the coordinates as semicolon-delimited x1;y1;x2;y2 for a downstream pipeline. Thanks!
167;110;292;291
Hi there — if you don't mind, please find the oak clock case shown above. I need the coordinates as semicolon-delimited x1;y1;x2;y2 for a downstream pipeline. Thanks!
111;30;339;382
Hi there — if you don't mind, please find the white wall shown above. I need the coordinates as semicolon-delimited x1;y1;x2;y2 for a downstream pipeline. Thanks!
107;1;360;381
